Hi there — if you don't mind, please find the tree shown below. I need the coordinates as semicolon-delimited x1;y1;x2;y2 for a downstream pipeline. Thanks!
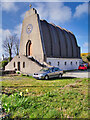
0;60;8;70
3;35;20;61
13;37;20;56
87;55;90;61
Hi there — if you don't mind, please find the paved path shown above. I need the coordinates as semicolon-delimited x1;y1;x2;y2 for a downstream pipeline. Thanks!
63;69;90;78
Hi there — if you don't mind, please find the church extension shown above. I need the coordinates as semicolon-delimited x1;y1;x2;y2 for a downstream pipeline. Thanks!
5;7;82;74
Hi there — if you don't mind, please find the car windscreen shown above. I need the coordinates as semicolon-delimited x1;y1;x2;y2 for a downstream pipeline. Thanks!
40;68;49;72
80;65;84;67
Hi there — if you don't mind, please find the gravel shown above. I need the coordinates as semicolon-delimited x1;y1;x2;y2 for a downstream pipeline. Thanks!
63;69;90;78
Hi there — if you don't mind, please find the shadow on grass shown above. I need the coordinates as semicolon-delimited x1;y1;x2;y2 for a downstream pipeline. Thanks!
2;76;76;89
41;76;76;81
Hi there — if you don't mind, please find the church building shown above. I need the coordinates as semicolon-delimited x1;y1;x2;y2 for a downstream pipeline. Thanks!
5;6;82;74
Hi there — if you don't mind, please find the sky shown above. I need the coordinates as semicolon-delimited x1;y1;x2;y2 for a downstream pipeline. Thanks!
0;0;89;58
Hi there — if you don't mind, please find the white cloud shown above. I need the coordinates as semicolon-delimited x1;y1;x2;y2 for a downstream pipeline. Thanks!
83;42;88;47
1;0;16;2
2;2;19;12
13;23;22;38
2;29;11;41
83;42;90;48
1;0;63;2
0;28;11;57
74;2;88;18
0;29;3;58
34;2;72;24
82;41;90;53
20;12;26;20
1;24;22;43
1;0;89;2
0;28;11;47
0;23;22;58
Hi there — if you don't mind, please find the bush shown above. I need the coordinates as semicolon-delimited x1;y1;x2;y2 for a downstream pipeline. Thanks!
17;72;20;74
81;53;86;56
87;55;90;61
0;60;8;69
8;57;12;62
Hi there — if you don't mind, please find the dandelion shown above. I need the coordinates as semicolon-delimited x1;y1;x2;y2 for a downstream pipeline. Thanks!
20;92;22;96
26;89;28;93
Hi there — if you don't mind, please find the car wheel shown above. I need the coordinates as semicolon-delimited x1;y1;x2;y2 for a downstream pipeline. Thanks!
44;75;49;80
58;74;62;78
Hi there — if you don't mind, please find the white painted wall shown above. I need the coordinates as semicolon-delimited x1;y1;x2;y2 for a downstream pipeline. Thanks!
47;58;82;70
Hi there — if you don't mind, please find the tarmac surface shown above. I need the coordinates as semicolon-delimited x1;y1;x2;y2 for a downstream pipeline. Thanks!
63;69;90;78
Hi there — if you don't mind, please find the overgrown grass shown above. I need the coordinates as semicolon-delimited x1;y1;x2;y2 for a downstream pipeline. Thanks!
0;76;89;119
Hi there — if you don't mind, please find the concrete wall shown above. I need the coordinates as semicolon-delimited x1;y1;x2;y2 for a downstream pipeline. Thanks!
68;32;78;58
5;7;82;74
5;55;42;74
62;29;72;57
40;20;81;58
56;26;67;57
47;58;82;70
19;8;45;63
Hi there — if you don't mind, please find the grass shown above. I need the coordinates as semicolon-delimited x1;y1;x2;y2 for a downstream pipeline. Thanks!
0;75;89;119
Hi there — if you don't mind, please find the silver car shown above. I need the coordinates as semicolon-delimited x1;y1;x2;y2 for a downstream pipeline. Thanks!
33;67;63;80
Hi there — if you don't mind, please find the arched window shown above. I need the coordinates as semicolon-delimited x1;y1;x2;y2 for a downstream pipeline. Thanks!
71;61;72;65
49;62;51;65
58;61;59;66
26;40;32;56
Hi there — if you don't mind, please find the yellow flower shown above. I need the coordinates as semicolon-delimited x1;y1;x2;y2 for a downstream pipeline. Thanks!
20;92;22;96
26;89;28;93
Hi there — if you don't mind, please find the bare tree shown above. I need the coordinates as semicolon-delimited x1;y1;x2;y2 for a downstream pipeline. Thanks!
3;35;20;61
13;37;20;56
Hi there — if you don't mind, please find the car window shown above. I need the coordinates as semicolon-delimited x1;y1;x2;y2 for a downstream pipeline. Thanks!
80;65;84;67
40;68;49;72
49;69;52;72
50;68;54;72
54;68;59;71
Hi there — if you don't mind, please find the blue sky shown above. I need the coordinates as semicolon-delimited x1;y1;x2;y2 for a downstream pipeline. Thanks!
0;0;89;58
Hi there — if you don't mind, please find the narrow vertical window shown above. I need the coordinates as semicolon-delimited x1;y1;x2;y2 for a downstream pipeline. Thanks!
65;62;67;65
49;62;51;65
58;61;59;66
23;62;25;68
14;62;15;67
71;61;72;65
76;62;77;65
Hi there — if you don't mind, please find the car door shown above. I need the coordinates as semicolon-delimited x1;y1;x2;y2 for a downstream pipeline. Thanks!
48;68;55;78
54;68;60;77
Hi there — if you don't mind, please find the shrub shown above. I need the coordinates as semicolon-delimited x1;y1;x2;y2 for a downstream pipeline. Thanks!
8;57;12;62
81;53;86;56
17;72;20;74
0;60;8;69
21;74;24;76
87;55;90;61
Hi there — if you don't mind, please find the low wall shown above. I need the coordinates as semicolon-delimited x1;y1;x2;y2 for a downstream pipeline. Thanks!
0;70;16;76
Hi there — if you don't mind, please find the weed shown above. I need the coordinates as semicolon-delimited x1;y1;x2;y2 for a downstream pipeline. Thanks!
1;76;89;119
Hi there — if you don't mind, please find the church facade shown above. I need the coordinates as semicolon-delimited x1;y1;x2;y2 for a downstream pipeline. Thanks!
5;7;82;74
